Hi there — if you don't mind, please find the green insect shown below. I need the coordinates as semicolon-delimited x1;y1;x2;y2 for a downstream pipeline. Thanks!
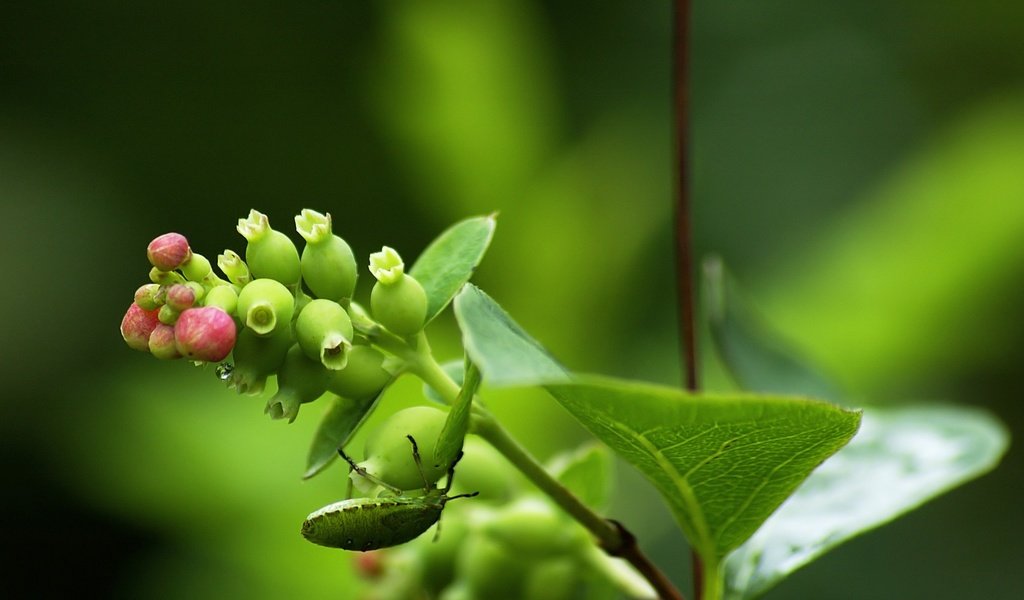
301;435;477;552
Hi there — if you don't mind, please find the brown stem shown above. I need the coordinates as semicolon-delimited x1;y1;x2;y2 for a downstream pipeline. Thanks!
673;0;705;598
607;520;686;600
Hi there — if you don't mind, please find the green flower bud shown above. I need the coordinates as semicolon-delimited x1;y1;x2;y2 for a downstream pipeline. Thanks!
265;344;331;423
180;252;212;282
134;284;161;311
236;278;295;336
203;284;238;315
148;323;182;360
174;306;237;362
369;247;427;337
165;284;197;312
295;209;358;301
355;406;449;493
120;303;161;352
237;209;301;287
327;345;391;399
147;232;191;271
217;249;251;287
158;303;180;325
295;298;353;370
228;326;293;395
481;497;588;559
456;535;527;600
522;558;580;600
149;267;186;286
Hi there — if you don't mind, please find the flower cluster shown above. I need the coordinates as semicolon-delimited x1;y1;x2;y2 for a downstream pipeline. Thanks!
119;209;427;422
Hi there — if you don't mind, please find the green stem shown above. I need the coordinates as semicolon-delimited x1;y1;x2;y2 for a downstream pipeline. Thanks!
404;342;684;600
700;558;722;600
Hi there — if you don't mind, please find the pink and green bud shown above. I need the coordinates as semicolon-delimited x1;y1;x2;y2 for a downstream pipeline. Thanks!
369;247;427;337
134;284;162;311
327;345;391;400
165;284;197;312
158;304;180;325
227;326;293;395
236;278;295;335
180;252;212;282
237;209;301;287
120;303;161;352
295;209;358;302
173;306;237;362
203;284;238;315
265;344;330;423
295;299;353;370
147;232;192;271
217;249;251;286
149;267;186;286
148;324;182;360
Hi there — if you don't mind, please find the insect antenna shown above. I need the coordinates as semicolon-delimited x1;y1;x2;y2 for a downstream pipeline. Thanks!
336;446;403;495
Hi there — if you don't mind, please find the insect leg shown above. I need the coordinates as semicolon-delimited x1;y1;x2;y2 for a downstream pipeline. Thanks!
406;435;431;491
337;447;403;495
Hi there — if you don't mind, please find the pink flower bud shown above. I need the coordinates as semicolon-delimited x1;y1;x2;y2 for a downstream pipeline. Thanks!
147;233;192;271
148;324;182;360
174;306;237;362
166;284;197;311
120;303;161;352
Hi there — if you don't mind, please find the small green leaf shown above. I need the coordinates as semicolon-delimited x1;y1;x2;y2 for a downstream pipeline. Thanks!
724;404;1008;599
304;390;387;479
547;443;615;512
453;284;569;387
703;256;845;403
434;358;481;469
410;214;497;324
546;377;861;561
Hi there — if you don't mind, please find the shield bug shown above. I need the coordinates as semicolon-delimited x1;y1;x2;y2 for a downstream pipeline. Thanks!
301;435;477;551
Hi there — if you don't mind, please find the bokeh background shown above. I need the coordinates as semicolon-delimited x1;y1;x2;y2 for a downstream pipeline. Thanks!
2;1;1022;598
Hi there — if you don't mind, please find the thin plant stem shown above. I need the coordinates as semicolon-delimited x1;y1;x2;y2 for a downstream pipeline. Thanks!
672;0;707;598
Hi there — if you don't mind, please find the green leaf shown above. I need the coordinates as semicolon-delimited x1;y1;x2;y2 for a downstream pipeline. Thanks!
724;404;1008;600
433;358;481;469
453;283;569;387
303;391;386;479
546;377;861;561
703;256;844;403
546;443;615;512
410;214;497;324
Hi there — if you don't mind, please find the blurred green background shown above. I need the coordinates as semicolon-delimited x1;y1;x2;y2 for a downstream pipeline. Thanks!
2;1;1022;598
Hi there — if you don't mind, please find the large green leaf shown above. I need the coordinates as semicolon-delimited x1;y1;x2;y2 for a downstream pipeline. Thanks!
304;391;386;479
453;283;569;386
410;214;496;323
547;378;861;561
703;256;844;404
724;404;1008;599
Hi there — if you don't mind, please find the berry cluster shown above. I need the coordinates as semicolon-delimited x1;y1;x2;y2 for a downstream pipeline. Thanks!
119;209;424;422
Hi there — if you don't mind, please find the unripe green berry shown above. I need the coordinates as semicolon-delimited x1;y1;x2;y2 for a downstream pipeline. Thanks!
148;323;182;360
327;344;391;399
295;209;358;301
180;252;212;282
481;497;588;559
120;303;161;352
369;247;427;336
158;303;180;325
227;326;293;395
134;284;161;311
295;299;353;370
147;232;191;271
204;284;239;315
356;406;449;492
522;558;580;600
237;209;301;287
446;436;519;504
236;278;294;336
266;344;331;423
217;249;251;286
456;535;527;600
